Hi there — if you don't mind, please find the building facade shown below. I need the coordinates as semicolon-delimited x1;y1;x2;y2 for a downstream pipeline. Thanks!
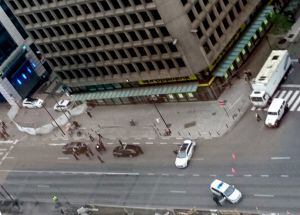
0;0;50;107
5;0;272;105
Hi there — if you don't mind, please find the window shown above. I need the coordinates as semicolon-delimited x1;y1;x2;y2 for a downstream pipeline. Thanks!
90;20;101;30
202;18;209;30
194;2;202;14
126;64;136;73
222;17;229;29
119;15;130;25
109;34;119;44
63;25;73;34
140;11;151;22
28;14;37;23
136;63;145;71
209;10;216;22
100;18;110;28
203;0;209;6
81;22;92;31
149;28;159;38
36;13;46;22
37;29;47;38
99;1;110;11
29;30;39;39
181;0;187;6
150;10;161;20
155;61;164;69
166;59;175;68
137;47;147;56
235;2;241;13
168;43;178;52
100;36;109;45
90;37;100;46
65;56;74;64
73;55;83;64
127;48;137;57
203;42;211;54
81;54;92;63
118;65;127;74
45;27;56;37
9;1;19;10
223;0;229;6
129;13;140;24
159;27;170;36
81;4;91;14
119;33;129;42
147;45;157;55
210;34;216;46
53;9;63;19
81;38;91;48
118;49;127;58
187;10;196;22
73;40;83;49
90;68;99;76
57;71;67;80
99;67;108;76
71;6;82;16
90;53;100;61
146;62;155;70
129;31;139;41
19;16;29;25
73;70;83;78
122;0;131;7
54;26;64;36
109;66;118;74
176;58;186;67
45;11;55;21
109;51;118;60
17;0;27;8
99;52;109;60
72;23;82;33
133;0;142;5
110;17;120;27
91;2;101;13
138;30;148;40
48;58;58;66
57;57;66;66
216;25;223;38
196;26;203;39
229;9;235;22
62;7;72;18
215;2;222;14
111;0;121;9
157;44;167;53
64;41;74;50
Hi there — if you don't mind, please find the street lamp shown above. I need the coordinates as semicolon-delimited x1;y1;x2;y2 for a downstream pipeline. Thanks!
45;92;70;120
42;105;65;135
151;96;171;135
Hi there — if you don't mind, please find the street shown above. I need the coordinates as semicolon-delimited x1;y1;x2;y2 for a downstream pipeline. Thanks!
0;108;300;214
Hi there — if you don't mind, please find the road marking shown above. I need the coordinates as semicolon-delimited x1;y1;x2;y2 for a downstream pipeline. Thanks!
177;174;184;176
291;96;300;111
194;158;204;161
145;142;153;145
172;142;180;145
176;137;183;140
169;190;186;194
226;174;234;177
210;174;217;177
278;90;287;99
132;142;140;145
161;137;170;140
5;157;14;159
57;157;70;160
244;174;252;177
162;173;169;176
0;170;140;176
192;174;200;177
261;174;269;177
281;175;289;177
0;149;7;151
106;142;114;145
283;90;293;101
288;91;299;107
49;143;66;146
0;140;14;144
254;194;274;198
37;185;50;188
159;142;167;145
147;173;155;176
148;138;155;140
270;157;290;160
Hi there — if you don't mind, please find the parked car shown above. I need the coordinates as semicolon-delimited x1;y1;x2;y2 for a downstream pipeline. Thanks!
62;142;87;154
265;98;288;128
22;98;44;108
210;179;242;204
113;144;143;157
54;99;73;111
174;139;196;168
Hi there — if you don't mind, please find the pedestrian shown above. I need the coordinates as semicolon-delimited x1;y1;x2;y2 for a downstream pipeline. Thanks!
1;121;6;129
72;148;79;160
13;199;20;209
118;139;123;147
213;196;222;206
89;134;94;142
87;146;94;156
97;155;105;163
86;111;92;118
0;132;6;140
99;140;106;151
255;113;261;122
97;133;103;139
85;151;91;159
2;129;9;138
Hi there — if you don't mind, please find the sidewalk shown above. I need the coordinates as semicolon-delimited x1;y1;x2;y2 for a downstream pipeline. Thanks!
3;35;274;142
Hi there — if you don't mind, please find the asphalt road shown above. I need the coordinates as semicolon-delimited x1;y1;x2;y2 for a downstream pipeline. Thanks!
0;107;300;214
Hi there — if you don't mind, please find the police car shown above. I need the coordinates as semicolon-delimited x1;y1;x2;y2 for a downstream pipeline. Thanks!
210;179;242;204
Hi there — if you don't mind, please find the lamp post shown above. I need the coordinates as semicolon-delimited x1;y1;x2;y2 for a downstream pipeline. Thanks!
45;92;70;120
42;105;65;135
153;102;169;129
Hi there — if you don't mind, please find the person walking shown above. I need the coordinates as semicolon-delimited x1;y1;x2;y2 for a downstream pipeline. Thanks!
86;111;92;118
72;148;79;160
2;129;9;138
89;134;94;142
87;146;94;156
213;196;222;206
255;113;261;122
97;155;105;163
97;133;103;139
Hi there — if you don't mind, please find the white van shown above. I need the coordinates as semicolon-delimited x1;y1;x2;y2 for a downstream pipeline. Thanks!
265;98;288;128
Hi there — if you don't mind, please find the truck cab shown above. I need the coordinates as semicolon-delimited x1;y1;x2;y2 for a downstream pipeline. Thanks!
250;91;270;107
265;98;288;128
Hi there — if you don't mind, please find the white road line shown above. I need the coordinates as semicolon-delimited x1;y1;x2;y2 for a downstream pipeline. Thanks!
0;149;7;151
37;185;50;188
261;174;269;177
177;174;184;176
274;90;280;98
270;156;290;160
172;142;180;145
169;190;186;194
132;142;140;145
254;194;274;198
195;158;204;161
159;142;167;145
281;175;289;177
288;91;300;107
0;152;4;155
161;137;170;140
147;173;155;176
210;174;217;177
148;138;155;140
57;157;70;160
5;157;14;159
106;142;114;145
145;142;153;145
278;90;287;99
0;169;140;176
192;174;200;177
283;90;293;101
49;143;66;146
176;137;183;140
291;96;300;111
226;174;234;177
0;140;14;144
162;173;169;176
244;174;252;177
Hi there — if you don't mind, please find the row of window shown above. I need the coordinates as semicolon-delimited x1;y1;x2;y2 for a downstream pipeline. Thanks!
18;8;162;28
45;43;178;66
56;58;186;80
34;28;171;54
9;0;153;10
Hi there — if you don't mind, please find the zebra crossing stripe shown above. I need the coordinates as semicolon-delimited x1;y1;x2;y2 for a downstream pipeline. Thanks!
288;91;300;107
283;90;293;101
291;96;300;111
278;90;287;98
251;106;256;111
274;90;280;98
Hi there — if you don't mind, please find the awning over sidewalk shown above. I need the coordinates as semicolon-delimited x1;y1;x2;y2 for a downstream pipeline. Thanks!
213;6;274;77
71;82;198;101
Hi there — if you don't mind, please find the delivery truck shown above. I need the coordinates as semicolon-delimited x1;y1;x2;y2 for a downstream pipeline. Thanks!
250;50;292;107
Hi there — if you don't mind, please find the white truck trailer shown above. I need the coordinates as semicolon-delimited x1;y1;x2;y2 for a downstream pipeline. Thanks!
250;50;292;107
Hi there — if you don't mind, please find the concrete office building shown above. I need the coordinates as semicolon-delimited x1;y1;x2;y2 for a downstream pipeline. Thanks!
0;0;50;108
5;0;271;105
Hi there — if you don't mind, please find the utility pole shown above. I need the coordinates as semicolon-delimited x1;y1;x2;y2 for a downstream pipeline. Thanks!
42;105;65;135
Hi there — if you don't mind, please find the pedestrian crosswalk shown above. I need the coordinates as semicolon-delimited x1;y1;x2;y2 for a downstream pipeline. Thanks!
251;89;300;112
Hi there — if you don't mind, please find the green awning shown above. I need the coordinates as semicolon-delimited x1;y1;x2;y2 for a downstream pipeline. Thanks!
71;82;198;101
214;5;273;77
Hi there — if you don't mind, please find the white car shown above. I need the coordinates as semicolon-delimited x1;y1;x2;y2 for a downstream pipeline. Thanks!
22;98;44;108
175;140;196;168
54;99;73;111
210;179;242;204
265;98;288;128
